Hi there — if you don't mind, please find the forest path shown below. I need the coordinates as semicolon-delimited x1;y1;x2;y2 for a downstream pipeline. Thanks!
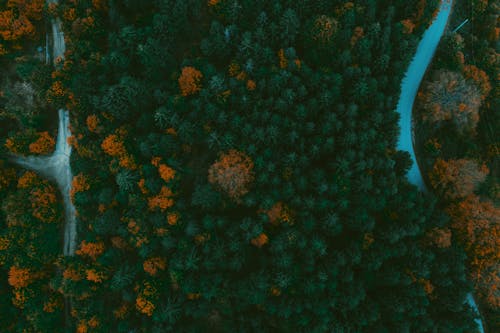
395;0;484;332
10;0;76;256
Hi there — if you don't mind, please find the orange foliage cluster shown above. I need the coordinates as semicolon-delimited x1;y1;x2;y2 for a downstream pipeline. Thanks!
401;19;416;34
8;266;31;288
194;233;210;245
76;317;99;333
246;80;256;91
350;26;364;46
29;132;55;154
151;157;176;183
228;62;240;77
208;149;254;200
0;236;10;251
158;164;176;183
86;114;99;133
187;293;201;300
463;64;492;100
136;283;157;316
178;66;203;97
278;49;287;69
127;219;140;235
208;0;220;6
63;268;82;281
101;133;136;170
427;227;452;248
270;286;281;296
363;232;375;250
265;202;293;225
4;137;16;153
75;240;105;260
419;278;435;297
148;186;174;211
17;170;37;189
71;173;90;199
30;187;57;222
63;8;76;21
448;195;500;307
334;2;354;16
251;233;269;248
313;15;339;44
429;158;489;200
167;212;179;226
85;269;104;283
136;295;155;316
236;71;247;81
12;289;27;308
92;0;108;11
101;134;126;157
0;0;43;54
43;298;60;313
49;81;66;97
143;257;166;276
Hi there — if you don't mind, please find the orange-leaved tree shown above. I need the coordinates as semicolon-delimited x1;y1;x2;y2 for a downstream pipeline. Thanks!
178;66;203;97
29;132;55;154
419;70;482;134
448;195;500;308
429;158;489;200
208;149;254;200
0;0;44;55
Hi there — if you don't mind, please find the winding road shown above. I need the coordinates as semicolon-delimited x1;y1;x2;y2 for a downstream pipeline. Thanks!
395;0;484;331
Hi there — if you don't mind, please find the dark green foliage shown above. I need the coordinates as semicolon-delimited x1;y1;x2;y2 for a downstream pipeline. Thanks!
0;0;485;332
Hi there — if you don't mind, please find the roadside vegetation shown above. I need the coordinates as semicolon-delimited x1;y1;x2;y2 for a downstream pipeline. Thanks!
414;0;499;330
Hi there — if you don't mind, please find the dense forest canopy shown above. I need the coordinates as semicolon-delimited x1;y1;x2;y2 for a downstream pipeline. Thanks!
415;0;499;330
0;0;495;332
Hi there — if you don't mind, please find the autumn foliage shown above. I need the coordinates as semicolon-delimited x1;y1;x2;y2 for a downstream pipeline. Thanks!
143;257;166;276
8;266;31;288
251;233;269;248
101;133;136;170
429;158;489;200
0;0;43;55
312;15;339;44
148;186;174;211
448;195;500;308
208;150;254;200
75;240;105;260
420;70;482;133
178;66;203;97
29;132;55;154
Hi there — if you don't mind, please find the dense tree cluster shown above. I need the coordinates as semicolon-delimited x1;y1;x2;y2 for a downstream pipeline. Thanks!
0;0;489;332
415;0;499;329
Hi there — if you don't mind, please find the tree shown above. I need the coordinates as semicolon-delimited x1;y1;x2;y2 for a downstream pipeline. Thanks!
311;15;339;45
178;66;203;97
0;0;43;55
419;70;482;134
429;158;489;200
448;195;500;308
208;150;254;200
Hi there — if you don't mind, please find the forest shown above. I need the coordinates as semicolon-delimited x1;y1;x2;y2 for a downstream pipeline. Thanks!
414;0;499;330
0;0;496;332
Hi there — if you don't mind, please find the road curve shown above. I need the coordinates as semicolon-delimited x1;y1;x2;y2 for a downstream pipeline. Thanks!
395;0;484;332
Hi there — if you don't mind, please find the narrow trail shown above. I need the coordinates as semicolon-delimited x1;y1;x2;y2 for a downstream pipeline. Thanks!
395;0;484;331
